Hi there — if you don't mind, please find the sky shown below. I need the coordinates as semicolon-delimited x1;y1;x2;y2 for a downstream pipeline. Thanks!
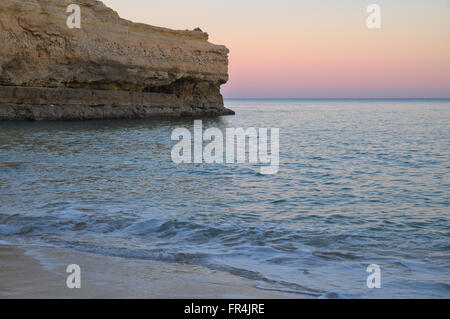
102;0;450;98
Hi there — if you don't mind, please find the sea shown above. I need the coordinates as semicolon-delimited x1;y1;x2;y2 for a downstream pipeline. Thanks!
0;99;449;298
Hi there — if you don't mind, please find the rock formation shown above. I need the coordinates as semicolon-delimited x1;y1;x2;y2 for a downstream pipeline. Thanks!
0;0;234;120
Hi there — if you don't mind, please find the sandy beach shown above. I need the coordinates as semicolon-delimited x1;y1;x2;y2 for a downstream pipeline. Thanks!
0;244;306;299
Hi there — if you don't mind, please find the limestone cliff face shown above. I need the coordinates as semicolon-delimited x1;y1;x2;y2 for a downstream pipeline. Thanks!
0;0;234;120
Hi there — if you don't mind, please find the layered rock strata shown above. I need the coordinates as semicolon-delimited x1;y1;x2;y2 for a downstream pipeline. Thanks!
0;0;234;120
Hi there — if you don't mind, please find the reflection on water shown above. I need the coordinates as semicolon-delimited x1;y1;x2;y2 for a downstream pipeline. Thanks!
0;99;449;298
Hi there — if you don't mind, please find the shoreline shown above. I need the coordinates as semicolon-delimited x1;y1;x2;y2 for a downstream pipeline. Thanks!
0;244;309;299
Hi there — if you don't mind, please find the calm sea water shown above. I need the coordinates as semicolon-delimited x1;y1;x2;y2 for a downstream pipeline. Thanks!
0;99;449;298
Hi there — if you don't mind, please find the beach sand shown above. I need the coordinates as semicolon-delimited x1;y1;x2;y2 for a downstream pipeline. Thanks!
0;244;308;299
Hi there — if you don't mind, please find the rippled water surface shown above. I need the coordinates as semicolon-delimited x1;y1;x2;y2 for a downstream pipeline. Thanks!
1;99;449;298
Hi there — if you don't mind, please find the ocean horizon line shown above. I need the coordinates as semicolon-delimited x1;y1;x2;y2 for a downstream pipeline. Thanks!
223;97;450;101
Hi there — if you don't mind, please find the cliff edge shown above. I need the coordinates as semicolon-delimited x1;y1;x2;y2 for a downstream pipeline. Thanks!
0;0;234;120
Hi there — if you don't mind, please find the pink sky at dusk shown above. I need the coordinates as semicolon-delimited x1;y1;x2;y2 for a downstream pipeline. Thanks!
102;0;450;98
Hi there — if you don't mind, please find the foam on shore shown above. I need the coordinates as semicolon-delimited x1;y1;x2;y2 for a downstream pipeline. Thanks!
0;244;307;299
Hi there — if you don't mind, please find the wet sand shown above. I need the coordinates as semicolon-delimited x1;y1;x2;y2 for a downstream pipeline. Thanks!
0;244;308;299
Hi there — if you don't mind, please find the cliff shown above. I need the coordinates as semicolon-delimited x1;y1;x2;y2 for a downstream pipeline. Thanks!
0;0;234;120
